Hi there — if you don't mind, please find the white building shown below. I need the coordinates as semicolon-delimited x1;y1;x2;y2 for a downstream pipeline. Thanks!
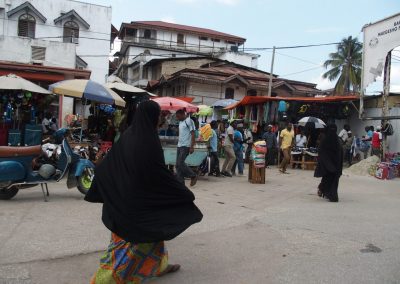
116;21;260;87
0;0;112;126
0;0;112;83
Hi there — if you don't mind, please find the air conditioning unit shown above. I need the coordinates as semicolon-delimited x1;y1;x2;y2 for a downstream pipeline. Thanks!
72;38;79;44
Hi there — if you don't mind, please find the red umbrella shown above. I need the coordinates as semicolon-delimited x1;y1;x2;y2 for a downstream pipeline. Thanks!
152;97;199;113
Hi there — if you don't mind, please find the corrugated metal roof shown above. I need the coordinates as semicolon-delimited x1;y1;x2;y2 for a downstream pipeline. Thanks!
120;21;246;43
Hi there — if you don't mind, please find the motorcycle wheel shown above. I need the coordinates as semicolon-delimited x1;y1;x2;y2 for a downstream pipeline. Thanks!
77;167;94;195
0;186;19;200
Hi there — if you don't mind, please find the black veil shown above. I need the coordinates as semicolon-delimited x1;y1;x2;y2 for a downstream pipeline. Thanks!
85;100;203;243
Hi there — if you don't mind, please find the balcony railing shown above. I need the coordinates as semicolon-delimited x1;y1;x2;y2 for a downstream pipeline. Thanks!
122;36;240;55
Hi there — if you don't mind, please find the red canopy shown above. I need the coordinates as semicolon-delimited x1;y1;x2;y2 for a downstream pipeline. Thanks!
225;95;359;110
151;96;199;113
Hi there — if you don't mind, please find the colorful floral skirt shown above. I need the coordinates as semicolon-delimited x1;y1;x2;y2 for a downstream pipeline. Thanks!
90;233;169;284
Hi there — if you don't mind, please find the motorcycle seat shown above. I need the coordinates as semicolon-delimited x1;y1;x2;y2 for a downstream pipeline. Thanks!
0;145;42;158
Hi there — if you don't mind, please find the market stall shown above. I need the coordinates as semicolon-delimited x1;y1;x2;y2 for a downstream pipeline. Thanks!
225;95;358;167
0;74;53;146
49;79;125;143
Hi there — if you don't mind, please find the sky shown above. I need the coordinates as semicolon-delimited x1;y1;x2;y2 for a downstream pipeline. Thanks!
89;0;399;93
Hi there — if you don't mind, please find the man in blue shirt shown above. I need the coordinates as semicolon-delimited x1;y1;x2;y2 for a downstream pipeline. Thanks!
231;123;244;176
208;121;221;177
176;109;197;186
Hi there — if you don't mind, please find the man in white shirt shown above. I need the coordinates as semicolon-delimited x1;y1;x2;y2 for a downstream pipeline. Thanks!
176;109;197;186
338;124;350;144
295;131;307;148
221;120;236;177
41;112;52;134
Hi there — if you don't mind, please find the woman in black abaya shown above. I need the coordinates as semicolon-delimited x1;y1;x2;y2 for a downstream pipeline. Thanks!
314;124;343;202
85;100;203;283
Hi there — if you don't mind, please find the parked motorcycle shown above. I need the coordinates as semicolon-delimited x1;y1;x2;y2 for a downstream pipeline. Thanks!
0;129;95;201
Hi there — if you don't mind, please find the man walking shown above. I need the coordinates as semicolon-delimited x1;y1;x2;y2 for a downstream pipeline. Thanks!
232;123;244;176
209;121;221;177
221;121;236;177
262;125;277;167
175;109;197;186
279;123;294;174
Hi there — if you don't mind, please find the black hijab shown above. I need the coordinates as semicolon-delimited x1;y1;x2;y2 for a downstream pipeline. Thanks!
315;124;343;177
85;100;203;243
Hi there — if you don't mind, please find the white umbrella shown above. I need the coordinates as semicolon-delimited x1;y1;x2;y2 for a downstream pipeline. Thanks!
0;74;51;94
298;116;326;128
105;76;156;96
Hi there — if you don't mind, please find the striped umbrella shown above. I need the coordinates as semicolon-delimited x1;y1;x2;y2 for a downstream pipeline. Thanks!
298;116;326;128
49;79;125;107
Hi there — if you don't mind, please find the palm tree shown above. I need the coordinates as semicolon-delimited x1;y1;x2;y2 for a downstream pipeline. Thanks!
323;36;362;94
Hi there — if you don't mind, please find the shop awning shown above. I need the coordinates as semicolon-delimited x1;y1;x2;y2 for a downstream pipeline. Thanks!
225;95;359;110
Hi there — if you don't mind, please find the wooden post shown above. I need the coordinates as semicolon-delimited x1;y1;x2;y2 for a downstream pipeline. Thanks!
267;46;276;97
382;52;391;159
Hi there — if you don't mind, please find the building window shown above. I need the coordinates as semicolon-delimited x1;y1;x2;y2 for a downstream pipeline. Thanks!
177;33;184;45
247;89;257;96
225;87;234;99
226;40;237;45
63;21;79;43
211;38;221;42
31;46;46;61
126;28;137;38
199;36;208;41
144;29;152;39
18;14;36;38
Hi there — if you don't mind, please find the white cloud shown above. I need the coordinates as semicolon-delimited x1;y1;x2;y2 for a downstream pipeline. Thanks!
311;73;336;90
160;16;176;23
216;0;240;5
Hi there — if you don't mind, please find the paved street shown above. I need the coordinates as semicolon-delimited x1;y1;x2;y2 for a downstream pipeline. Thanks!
1;168;400;284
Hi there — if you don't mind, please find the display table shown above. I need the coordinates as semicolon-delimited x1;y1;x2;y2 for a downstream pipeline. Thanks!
291;149;318;170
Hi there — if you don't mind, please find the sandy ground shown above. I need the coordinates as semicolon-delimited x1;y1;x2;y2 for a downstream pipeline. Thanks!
0;166;400;284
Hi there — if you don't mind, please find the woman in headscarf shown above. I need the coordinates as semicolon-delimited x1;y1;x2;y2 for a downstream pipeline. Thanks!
314;124;343;202
85;100;203;283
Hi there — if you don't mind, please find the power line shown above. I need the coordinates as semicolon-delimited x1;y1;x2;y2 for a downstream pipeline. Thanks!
243;42;341;51
281;66;324;77
275;51;321;66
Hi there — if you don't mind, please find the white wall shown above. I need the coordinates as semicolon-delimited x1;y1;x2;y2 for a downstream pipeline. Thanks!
218;52;259;68
0;36;76;68
1;0;111;82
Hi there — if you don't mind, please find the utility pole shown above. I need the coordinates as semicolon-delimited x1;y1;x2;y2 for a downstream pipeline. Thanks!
381;51;391;159
267;46;276;97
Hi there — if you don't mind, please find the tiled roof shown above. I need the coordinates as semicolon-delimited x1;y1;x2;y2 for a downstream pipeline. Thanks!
120;21;246;43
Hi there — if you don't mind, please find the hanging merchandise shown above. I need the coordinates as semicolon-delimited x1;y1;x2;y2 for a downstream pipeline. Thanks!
278;100;287;113
257;104;264;125
263;103;270;124
245;105;250;121
298;104;310;115
251;105;257;121
5;102;12;123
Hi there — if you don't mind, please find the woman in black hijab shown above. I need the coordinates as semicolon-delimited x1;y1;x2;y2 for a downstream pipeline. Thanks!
314;124;343;202
85;100;203;283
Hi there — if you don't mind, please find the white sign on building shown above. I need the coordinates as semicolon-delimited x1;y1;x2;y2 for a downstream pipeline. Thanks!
362;12;400;90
